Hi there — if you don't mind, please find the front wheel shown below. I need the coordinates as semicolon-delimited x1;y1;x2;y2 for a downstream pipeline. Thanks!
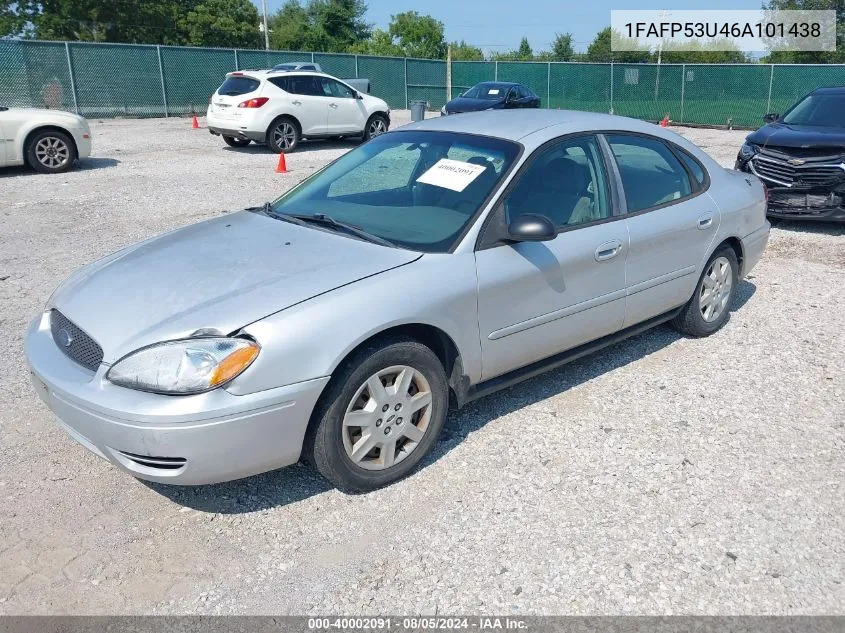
306;336;448;492
266;117;300;153
26;129;77;174
363;114;389;141
223;135;251;148
670;246;739;337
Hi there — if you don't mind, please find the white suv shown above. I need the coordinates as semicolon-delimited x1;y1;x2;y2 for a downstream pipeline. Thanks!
207;70;390;152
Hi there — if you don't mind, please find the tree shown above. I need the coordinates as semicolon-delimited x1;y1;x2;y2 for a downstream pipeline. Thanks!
660;40;749;64
586;27;651;63
1;1;28;37
32;0;191;44
349;27;403;56
516;36;533;60
490;36;535;61
449;39;484;61
761;0;845;63
268;0;311;50
388;10;445;59
307;0;370;52
181;0;261;48
550;32;574;61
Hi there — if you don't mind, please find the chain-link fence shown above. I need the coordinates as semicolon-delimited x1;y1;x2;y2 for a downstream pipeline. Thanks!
3;39;845;127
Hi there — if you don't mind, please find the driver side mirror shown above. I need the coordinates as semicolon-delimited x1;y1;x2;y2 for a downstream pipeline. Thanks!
507;214;556;242
763;112;779;123
354;91;363;100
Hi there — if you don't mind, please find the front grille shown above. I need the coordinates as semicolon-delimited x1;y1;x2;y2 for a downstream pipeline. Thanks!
751;149;845;190
50;309;104;372
117;451;187;471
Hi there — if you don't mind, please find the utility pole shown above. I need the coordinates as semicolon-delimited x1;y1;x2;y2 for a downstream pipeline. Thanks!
446;44;452;101
262;0;270;50
655;9;669;101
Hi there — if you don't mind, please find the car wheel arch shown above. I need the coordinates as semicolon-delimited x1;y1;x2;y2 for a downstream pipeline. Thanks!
23;124;78;161
266;114;301;139
716;236;744;274
324;323;465;409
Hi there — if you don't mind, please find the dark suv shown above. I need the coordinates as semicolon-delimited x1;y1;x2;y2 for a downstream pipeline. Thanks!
735;86;845;222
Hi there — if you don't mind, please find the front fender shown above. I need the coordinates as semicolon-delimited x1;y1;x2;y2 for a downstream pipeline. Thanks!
228;252;481;395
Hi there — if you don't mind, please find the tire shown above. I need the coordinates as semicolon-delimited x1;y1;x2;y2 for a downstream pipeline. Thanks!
670;245;739;337
266;117;300;153
363;113;389;141
305;336;449;492
25;129;77;174
223;135;251;148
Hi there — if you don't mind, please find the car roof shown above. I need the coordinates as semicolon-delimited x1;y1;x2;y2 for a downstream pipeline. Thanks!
229;69;330;79
811;86;845;94
399;109;673;143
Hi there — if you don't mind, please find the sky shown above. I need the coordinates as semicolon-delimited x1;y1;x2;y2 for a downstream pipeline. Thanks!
255;0;765;54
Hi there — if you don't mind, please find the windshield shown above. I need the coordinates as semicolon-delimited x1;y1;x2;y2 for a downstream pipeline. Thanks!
271;130;521;252
782;93;845;128
462;83;511;100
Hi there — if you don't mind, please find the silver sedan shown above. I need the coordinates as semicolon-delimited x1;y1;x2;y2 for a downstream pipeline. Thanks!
25;110;770;491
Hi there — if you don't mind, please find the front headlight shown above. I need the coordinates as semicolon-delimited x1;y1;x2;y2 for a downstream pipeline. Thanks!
107;337;259;395
739;142;758;160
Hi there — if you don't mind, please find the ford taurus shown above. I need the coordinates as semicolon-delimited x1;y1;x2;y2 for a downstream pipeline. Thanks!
25;110;770;492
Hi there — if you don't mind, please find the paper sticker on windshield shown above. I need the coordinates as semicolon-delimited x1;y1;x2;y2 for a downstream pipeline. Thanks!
488;89;500;95
416;158;487;192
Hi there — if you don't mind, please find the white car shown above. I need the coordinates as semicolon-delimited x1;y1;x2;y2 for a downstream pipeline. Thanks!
206;71;390;152
0;107;92;173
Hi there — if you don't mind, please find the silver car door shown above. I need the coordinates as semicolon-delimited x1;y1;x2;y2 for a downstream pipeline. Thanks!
475;135;627;381
602;134;720;327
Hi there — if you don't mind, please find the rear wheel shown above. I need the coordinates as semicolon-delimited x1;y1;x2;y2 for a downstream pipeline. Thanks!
266;117;300;153
670;246;738;337
306;336;448;492
26;129;77;174
363;113;389;141
223;135;251;148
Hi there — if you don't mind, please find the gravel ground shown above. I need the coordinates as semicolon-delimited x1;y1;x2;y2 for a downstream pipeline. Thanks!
0;112;842;615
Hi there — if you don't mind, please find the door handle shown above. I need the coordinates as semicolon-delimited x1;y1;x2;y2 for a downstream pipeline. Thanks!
329;103;338;109
291;100;302;106
595;239;623;262
698;214;714;229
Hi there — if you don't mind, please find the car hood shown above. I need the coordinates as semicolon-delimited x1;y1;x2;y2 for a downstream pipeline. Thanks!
445;97;505;113
747;122;845;149
3;107;86;125
50;211;421;363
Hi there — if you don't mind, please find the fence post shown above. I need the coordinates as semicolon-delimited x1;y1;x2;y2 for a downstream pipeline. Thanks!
404;57;408;109
679;64;685;124
311;51;315;62
234;49;239;71
64;42;79;114
355;54;359;78
609;61;614;115
494;61;498;81
156;45;168;118
766;64;774;114
546;62;551;109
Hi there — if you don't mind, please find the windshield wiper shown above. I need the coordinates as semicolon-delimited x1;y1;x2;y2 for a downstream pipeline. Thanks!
248;202;309;227
290;213;395;248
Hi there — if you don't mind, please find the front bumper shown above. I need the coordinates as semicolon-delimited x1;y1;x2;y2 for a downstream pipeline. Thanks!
736;155;845;222
25;313;329;485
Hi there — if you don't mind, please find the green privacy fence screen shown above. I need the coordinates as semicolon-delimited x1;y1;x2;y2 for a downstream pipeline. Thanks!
3;39;845;127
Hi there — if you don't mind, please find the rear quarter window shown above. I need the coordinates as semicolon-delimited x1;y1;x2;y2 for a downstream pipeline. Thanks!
218;76;260;96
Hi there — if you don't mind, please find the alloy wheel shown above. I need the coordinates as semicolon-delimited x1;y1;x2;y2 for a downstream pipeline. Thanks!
342;365;433;471
368;118;387;137
272;122;297;150
35;136;70;169
699;256;733;322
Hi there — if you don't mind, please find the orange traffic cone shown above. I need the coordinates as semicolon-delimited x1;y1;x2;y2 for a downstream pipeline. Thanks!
191;115;199;129
660;114;669;127
275;152;288;173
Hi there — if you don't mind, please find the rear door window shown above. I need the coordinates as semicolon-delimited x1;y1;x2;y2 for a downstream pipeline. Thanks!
606;134;693;212
217;76;259;96
287;76;320;96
